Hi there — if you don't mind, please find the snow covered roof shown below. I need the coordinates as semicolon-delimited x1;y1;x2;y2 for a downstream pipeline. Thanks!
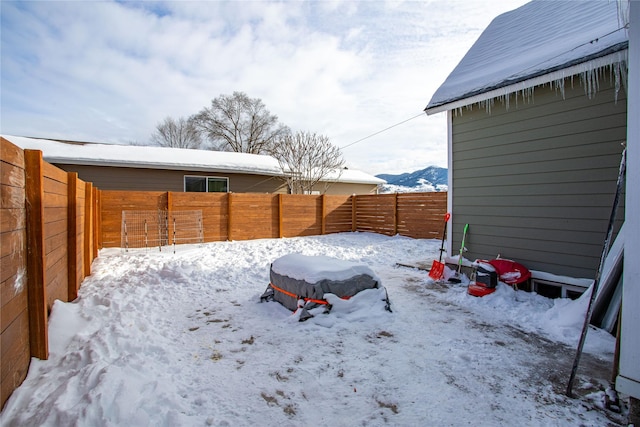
325;168;385;185
2;135;384;185
425;0;629;114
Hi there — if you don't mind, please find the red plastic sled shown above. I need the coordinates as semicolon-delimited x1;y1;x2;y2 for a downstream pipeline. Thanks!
486;259;531;286
467;258;531;297
468;283;496;297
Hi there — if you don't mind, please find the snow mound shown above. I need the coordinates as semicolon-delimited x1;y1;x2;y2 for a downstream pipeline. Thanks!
1;233;619;426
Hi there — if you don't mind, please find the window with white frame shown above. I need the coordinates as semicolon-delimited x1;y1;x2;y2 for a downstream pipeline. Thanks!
184;176;229;192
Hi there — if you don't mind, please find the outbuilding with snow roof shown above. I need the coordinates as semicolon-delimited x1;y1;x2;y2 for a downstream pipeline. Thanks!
3;135;384;195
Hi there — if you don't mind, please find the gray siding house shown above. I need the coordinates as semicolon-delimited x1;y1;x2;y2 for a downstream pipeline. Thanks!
426;0;640;405
4;135;384;195
441;77;626;283
425;0;628;285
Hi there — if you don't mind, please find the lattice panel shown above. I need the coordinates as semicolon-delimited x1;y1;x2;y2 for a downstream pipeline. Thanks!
168;210;204;246
121;210;203;251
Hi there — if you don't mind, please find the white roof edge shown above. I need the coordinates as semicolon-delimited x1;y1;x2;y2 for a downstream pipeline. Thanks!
326;171;386;185
40;158;285;176
425;50;628;115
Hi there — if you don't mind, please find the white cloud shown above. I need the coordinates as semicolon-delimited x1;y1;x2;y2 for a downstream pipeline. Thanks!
1;0;529;173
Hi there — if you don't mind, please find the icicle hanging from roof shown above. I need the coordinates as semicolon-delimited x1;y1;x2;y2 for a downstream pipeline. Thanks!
451;50;628;117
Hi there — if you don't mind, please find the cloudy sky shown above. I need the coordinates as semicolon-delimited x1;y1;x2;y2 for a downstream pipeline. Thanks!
1;0;529;175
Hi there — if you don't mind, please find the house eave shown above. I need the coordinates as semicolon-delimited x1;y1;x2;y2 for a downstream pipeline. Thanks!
47;157;285;177
49;158;384;184
425;48;628;115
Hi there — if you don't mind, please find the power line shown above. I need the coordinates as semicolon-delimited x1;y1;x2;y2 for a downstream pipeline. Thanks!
339;112;425;150
515;24;628;78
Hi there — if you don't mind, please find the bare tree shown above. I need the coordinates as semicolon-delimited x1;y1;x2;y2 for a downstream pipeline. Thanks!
192;91;289;154
151;116;202;149
271;131;345;194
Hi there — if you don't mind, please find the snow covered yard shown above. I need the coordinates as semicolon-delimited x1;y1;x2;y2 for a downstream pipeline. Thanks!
0;232;624;426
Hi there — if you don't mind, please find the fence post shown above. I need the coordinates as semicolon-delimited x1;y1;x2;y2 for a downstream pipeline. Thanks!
227;192;233;241
67;172;78;301
351;195;357;232
321;194;326;235
394;193;398;235
278;194;284;238
24;150;48;360
94;189;102;250
92;186;99;260
84;182;93;276
166;191;173;247
167;191;173;215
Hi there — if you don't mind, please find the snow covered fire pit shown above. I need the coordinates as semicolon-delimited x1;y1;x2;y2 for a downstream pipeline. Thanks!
260;253;391;321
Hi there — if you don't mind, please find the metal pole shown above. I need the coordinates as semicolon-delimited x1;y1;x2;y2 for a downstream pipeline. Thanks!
566;147;626;397
158;210;163;252
123;218;128;253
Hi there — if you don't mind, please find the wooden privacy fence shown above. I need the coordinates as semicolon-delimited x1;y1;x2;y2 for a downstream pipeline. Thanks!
2;134;444;409
1;138;98;409
99;191;447;247
355;193;448;239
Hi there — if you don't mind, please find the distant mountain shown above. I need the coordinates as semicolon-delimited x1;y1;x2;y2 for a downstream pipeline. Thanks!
376;166;448;193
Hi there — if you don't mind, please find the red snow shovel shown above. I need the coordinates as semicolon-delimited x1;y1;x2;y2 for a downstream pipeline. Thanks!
429;212;450;280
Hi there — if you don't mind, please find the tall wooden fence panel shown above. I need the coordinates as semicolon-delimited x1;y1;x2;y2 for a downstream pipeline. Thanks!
68;174;86;300
229;193;279;241
323;195;353;234
42;162;69;311
170;192;228;242
280;194;322;237
99;191;167;247
1;139;30;410
396;192;448;239
354;194;398;236
1;140;97;410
